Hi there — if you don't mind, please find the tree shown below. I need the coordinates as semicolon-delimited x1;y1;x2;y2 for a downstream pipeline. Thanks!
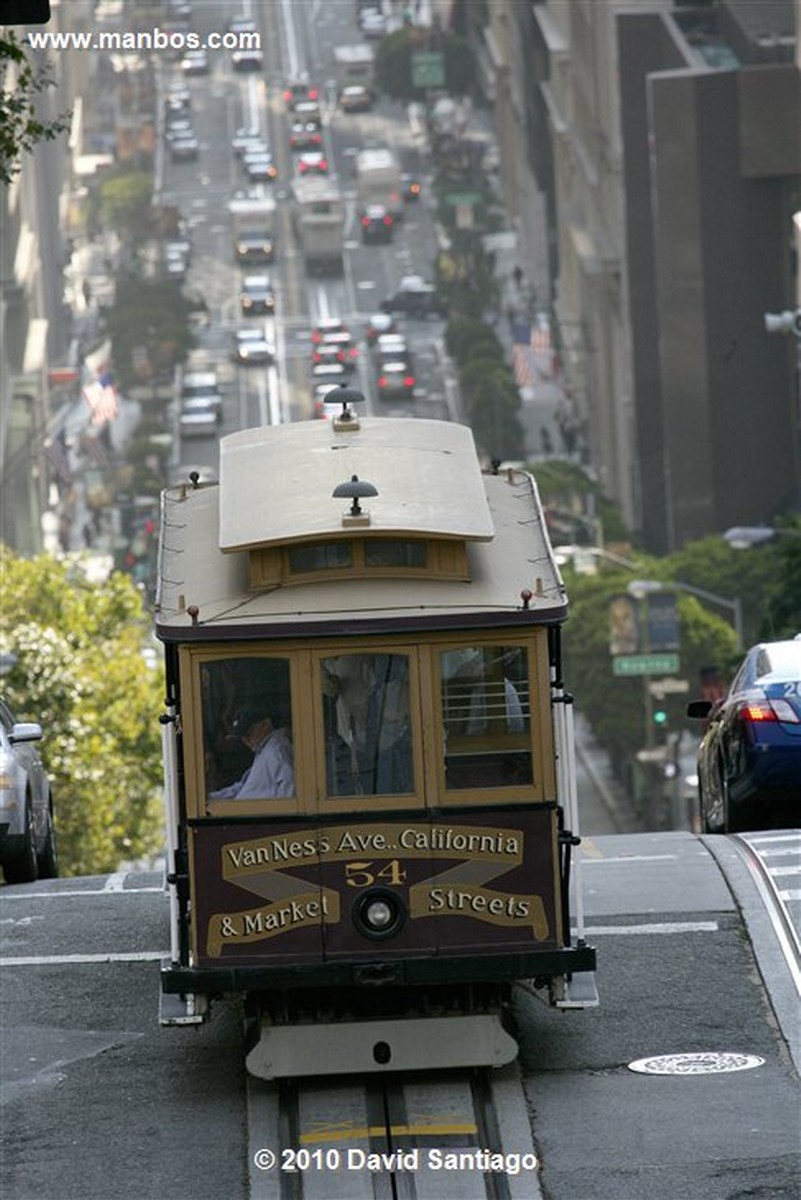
374;27;475;102
103;276;195;391
0;547;165;876
0;30;70;185
98;169;153;241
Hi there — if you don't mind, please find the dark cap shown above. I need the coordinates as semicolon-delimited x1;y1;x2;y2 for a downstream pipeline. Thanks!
230;706;269;736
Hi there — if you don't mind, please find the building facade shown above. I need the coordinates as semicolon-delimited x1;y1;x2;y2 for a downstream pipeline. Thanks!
468;0;800;553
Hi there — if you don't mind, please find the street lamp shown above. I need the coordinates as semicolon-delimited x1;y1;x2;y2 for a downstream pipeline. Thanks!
627;578;743;651
723;525;801;549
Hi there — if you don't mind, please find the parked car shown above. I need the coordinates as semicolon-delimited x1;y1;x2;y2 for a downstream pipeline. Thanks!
360;204;394;245
0;698;57;883
687;637;801;832
381;275;446;318
240;275;276;315
169;134;200;162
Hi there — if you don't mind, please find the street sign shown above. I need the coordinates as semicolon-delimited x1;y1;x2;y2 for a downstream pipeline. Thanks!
412;51;445;89
612;653;681;677
636;747;669;763
648;677;690;697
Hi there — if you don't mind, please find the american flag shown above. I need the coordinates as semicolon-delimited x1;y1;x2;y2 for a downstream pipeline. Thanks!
82;340;119;425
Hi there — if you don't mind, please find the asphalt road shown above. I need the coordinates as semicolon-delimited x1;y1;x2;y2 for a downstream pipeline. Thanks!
2;832;799;1200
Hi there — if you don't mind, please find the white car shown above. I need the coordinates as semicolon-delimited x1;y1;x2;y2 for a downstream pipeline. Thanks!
0;698;57;883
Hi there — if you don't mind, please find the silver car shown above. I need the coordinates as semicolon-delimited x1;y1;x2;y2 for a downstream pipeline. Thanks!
0;698;58;883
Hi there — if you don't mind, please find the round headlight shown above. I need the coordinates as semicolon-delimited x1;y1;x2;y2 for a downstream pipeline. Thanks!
353;888;406;940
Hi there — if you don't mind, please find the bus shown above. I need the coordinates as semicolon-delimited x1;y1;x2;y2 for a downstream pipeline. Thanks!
291;177;344;275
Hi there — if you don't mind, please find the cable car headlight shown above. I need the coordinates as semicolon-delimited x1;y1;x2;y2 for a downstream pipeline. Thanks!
353;889;406;940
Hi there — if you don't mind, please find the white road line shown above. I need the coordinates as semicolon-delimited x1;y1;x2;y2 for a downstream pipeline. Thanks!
581;922;719;935
580;855;678;864
0;951;166;966
0;887;162;900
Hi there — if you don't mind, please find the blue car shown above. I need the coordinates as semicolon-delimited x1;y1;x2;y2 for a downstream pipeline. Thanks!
687;637;801;832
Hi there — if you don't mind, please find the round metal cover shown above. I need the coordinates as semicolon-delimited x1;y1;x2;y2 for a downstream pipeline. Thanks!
628;1052;765;1076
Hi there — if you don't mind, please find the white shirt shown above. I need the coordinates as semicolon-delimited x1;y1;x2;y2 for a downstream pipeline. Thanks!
210;728;294;799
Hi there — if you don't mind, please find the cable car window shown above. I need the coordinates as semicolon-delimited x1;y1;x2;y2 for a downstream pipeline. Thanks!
322;653;412;797
200;657;294;803
363;540;427;568
288;541;352;573
440;645;532;789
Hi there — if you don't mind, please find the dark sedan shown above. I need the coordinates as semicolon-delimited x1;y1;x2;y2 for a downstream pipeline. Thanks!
687;637;801;832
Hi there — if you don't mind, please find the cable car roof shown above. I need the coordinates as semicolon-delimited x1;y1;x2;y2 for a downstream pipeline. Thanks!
218;418;494;551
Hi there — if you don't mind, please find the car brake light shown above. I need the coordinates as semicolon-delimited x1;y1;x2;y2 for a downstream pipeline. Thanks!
383;216;392;226
405;376;415;387
309;88;318;100
741;702;777;723
361;216;369;226
378;376;387;387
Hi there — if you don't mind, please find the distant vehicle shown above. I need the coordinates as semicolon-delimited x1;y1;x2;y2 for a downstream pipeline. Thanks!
365;311;397;343
169;134;200;162
339;84;373;113
180;396;222;437
291;177;344;275
245;157;278;183
239;140;271;163
360;203;393;244
687;637;801;832
333;43;374;90
164;117;194;142
297;151;329;177
381;275;446;318
359;6;387;38
291;99;322;126
355;146;403;221
231;330;274;366
312;343;356;374
164;244;188;281
240;274;276;315
231;126;262;156
229;194;276;264
283;78;320;109
181;49;209;75
227;14;256;35
181;370;221;400
311;318;349;343
289;120;322;151
0;698;58;884
374;332;411;366
401;173;422;202
166;81;191;106
311;360;348;389
232;47;263;72
376;360;416;399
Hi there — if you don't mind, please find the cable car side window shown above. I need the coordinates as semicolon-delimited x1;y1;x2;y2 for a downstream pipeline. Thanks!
440;645;533;790
200;656;295;806
321;653;412;797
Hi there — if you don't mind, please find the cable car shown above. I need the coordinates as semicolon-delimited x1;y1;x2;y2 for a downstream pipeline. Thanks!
155;395;597;1078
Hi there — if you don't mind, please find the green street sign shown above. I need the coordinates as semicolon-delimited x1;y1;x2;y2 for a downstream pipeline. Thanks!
412;51;445;89
612;653;681;677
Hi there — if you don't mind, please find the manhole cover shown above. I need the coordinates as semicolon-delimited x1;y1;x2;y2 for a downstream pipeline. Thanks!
628;1052;765;1075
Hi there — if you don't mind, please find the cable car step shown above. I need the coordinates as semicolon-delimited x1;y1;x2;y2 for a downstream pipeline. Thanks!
555;971;600;1009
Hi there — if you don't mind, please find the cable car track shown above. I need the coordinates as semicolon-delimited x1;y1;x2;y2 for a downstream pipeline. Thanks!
730;832;801;998
249;1067;539;1200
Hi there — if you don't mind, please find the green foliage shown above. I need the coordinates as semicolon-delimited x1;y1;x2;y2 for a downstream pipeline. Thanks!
0;547;164;876
529;459;630;545
459;359;525;460
561;566;737;769
445;316;504;365
0;32;71;184
98;169;153;239
103;276;195;390
374;27;475;102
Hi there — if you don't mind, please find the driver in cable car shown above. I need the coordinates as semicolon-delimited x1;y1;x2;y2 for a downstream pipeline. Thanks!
209;706;294;799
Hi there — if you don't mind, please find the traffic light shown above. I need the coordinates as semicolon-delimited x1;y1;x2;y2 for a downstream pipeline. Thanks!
653;707;669;728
